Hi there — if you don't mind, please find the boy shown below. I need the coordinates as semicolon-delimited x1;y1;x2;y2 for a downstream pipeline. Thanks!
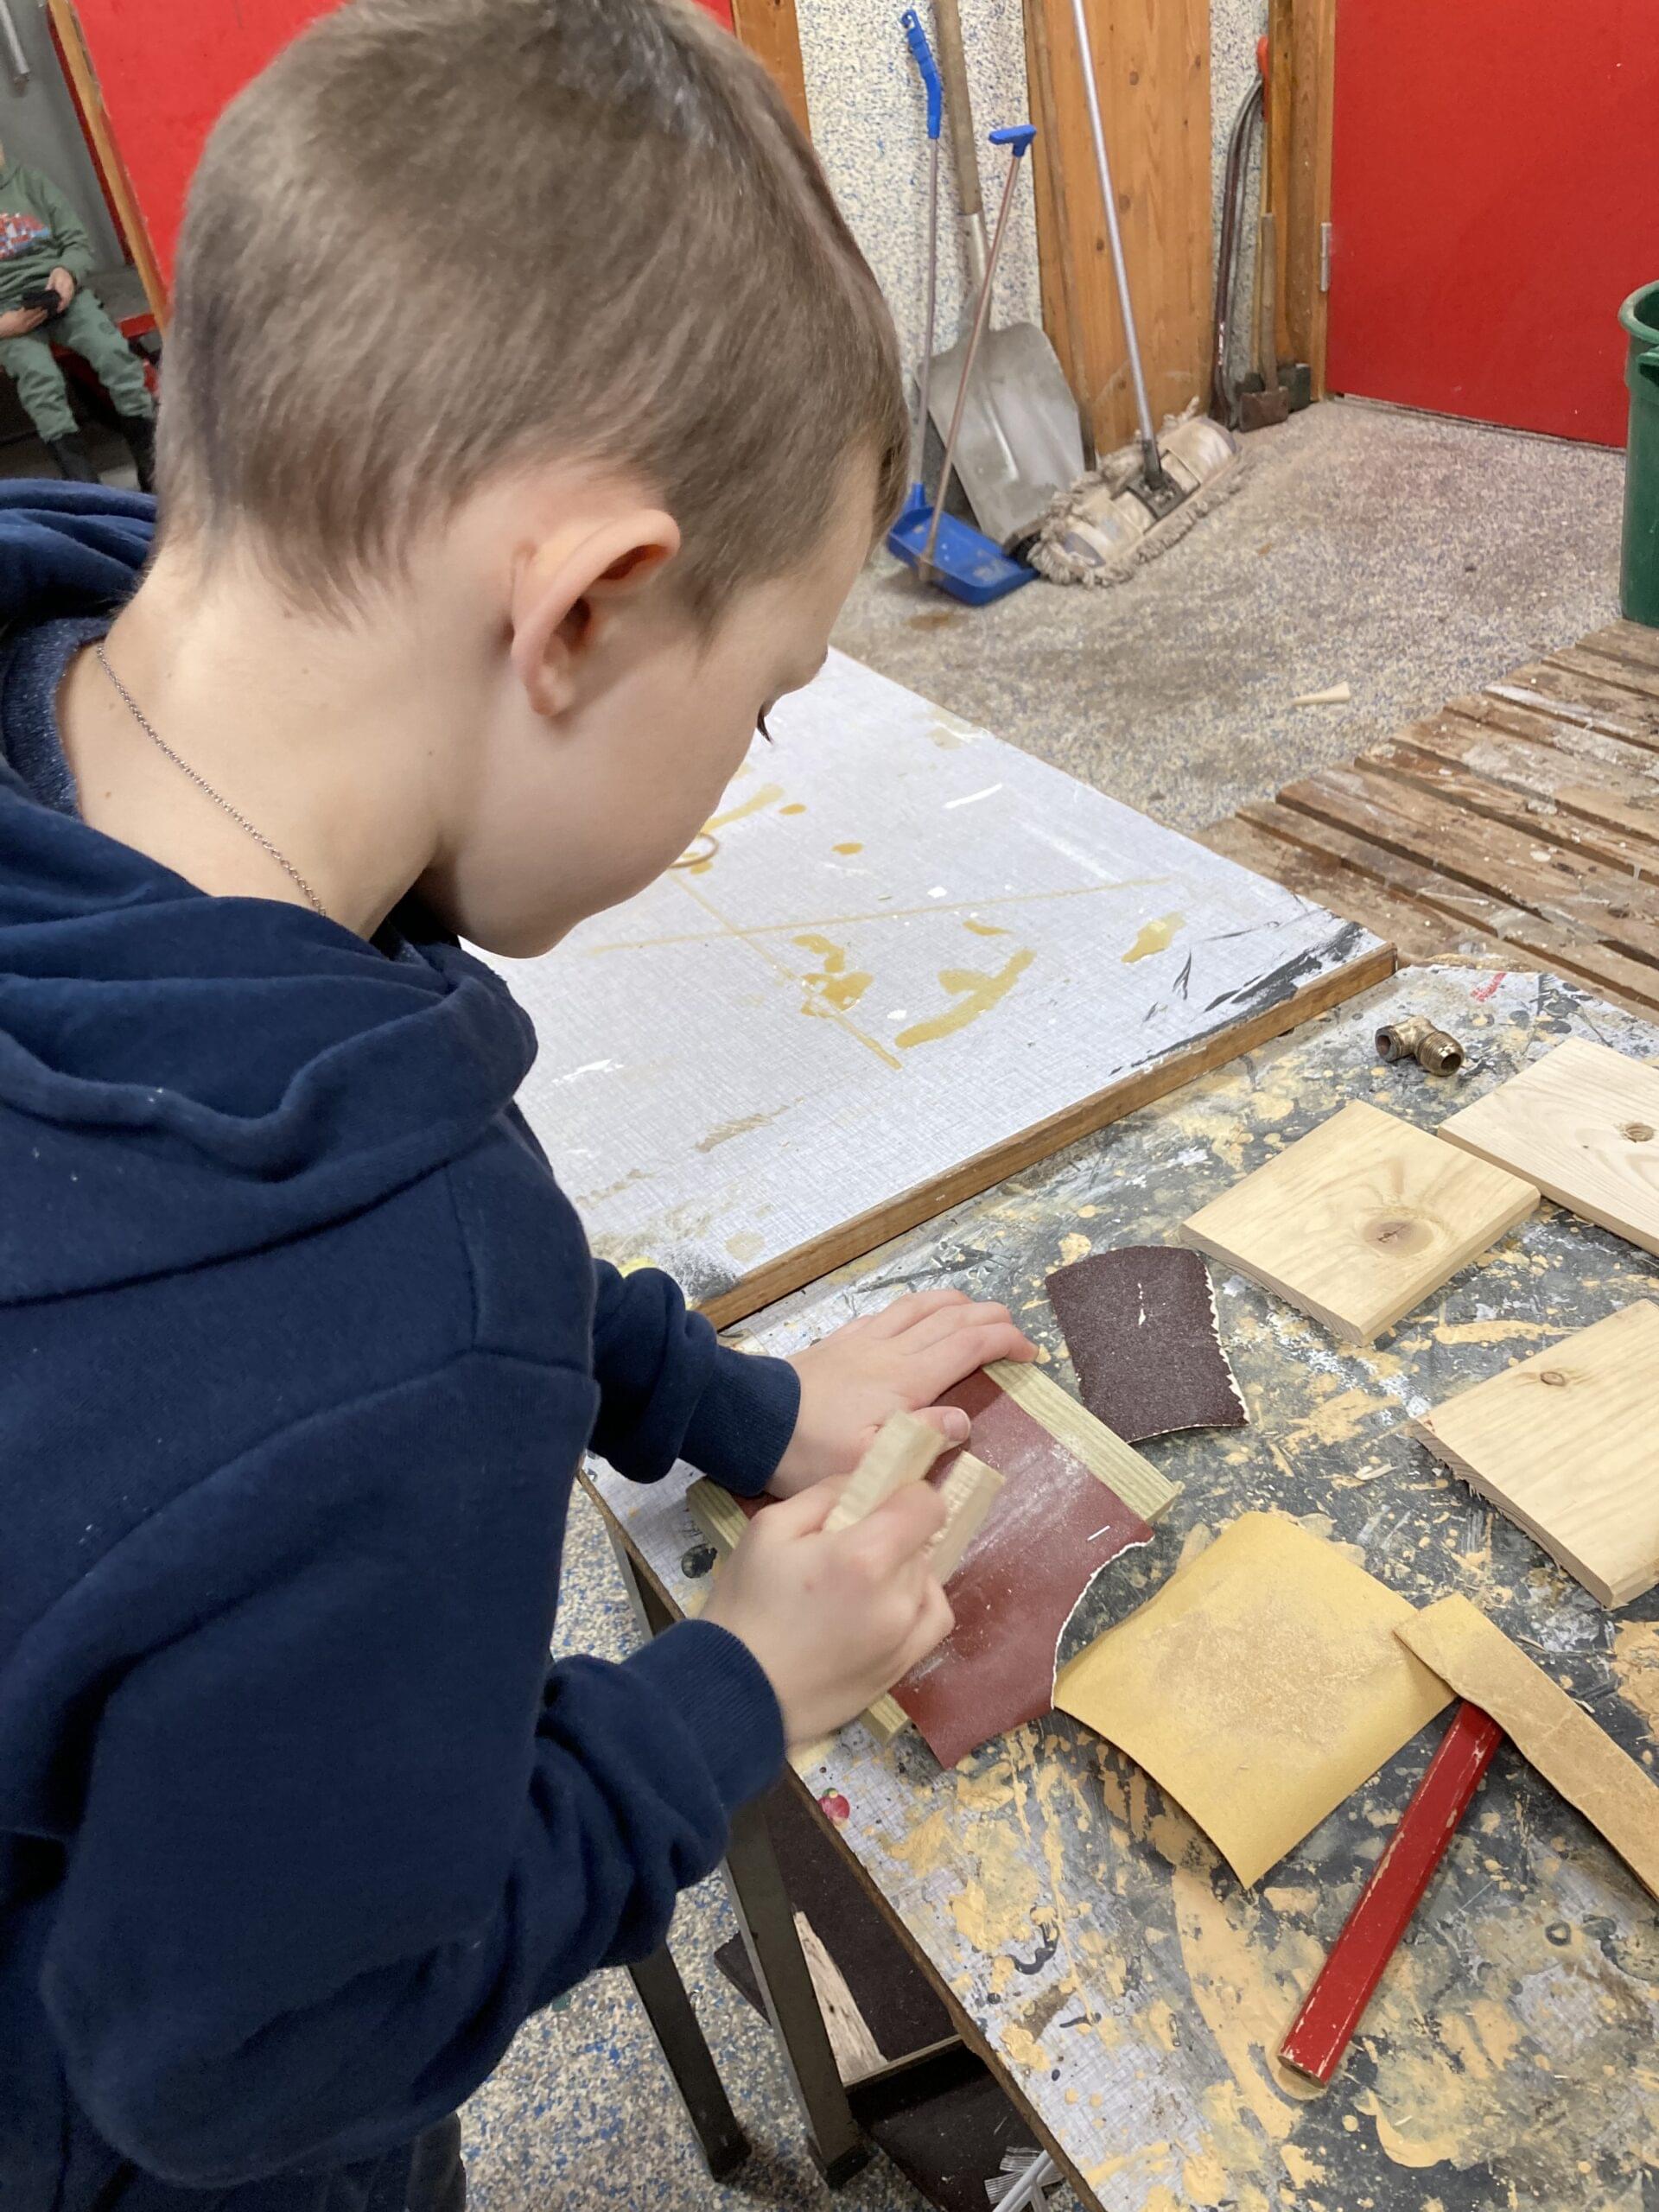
0;143;156;488
0;6;1035;2212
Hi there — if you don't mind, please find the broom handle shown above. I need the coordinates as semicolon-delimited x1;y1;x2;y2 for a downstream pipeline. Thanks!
931;0;989;299
1066;0;1163;480
921;127;1033;575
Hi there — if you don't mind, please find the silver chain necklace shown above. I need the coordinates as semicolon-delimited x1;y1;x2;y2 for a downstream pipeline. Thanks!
94;639;328;918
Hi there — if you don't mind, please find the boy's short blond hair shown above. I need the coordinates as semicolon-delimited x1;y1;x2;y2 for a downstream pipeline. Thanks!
159;0;908;619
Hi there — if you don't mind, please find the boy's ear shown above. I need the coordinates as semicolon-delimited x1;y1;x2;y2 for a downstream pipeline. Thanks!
510;507;682;720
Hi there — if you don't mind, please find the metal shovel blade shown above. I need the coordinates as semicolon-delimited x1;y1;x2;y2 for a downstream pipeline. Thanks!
929;321;1084;548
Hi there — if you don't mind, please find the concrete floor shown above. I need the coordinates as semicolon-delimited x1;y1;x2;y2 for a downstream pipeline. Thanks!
834;397;1624;831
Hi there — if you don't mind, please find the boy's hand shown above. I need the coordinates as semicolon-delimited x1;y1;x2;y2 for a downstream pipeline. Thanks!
702;1476;953;1743
0;305;48;338
47;266;76;308
771;1289;1038;1496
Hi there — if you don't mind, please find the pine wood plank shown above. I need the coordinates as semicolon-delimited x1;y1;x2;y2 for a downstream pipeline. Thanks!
982;1357;1178;1522
1399;1596;1659;1903
1025;0;1212;453
1438;1036;1659;1262
1181;1100;1539;1345
47;0;167;319
1414;1302;1659;1607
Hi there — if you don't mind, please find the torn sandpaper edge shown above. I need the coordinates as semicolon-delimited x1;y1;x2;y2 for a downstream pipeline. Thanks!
893;1372;1155;1768
1045;1245;1247;1444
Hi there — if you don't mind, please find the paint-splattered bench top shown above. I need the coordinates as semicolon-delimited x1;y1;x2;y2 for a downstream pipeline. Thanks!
588;966;1659;2212
493;648;1386;1329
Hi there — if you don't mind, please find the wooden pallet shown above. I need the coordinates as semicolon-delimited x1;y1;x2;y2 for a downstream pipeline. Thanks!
1199;620;1659;1021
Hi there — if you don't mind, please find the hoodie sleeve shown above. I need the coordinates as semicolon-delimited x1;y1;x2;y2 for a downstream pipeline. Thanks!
588;1258;798;1496
29;170;94;282
39;1353;784;2189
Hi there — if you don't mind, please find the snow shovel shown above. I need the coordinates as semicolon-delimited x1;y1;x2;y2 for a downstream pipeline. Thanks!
925;0;1084;549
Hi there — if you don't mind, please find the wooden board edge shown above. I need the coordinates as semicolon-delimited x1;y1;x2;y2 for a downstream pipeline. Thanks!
1178;1221;1372;1345
728;0;811;142
696;937;1397;1330
1408;1420;1632;1610
47;0;168;321
983;1357;1178;1523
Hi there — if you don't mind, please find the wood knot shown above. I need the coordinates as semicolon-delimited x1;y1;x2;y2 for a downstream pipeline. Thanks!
1538;1370;1569;1389
1623;1122;1655;1144
1364;1214;1432;1255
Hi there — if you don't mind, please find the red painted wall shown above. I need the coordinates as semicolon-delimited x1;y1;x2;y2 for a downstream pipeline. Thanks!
695;0;735;25
1326;0;1659;447
72;0;334;289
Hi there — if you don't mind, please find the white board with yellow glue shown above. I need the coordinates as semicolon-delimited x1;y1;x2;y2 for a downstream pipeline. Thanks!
487;651;1388;1325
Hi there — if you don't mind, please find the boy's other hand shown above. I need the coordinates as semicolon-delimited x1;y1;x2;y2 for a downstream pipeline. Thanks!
702;1476;953;1743
0;305;48;338
47;266;76;308
771;1289;1038;1496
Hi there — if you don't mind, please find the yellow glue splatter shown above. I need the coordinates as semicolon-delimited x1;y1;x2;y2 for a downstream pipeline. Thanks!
896;948;1035;1049
795;933;872;1016
833;841;863;855
703;781;784;834
1122;912;1185;963
963;915;1012;937
779;802;807;816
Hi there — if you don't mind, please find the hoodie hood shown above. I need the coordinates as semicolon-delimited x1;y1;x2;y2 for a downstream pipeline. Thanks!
0;484;536;1304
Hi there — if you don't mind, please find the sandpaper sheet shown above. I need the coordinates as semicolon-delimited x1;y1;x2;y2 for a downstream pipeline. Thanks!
897;1372;1154;1768
1053;1514;1452;1886
1045;1246;1248;1444
723;1374;1153;1768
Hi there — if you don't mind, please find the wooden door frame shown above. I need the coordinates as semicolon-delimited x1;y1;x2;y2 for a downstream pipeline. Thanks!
1268;0;1336;395
730;0;811;141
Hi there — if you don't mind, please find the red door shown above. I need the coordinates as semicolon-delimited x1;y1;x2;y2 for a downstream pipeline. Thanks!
1325;0;1659;447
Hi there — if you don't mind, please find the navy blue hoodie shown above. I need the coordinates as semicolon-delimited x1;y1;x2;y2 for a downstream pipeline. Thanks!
0;486;797;2212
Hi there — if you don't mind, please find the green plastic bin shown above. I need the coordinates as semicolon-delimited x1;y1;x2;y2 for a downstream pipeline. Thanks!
1620;282;1659;626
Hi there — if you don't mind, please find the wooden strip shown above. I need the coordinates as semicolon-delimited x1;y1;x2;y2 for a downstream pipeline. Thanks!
698;944;1395;1330
1580;620;1659;682
1438;1036;1659;1262
1280;1701;1503;2085
1522;652;1659;738
1433;698;1659;813
1277;763;1659;971
823;1413;945;1535
928;1453;1005;1584
47;0;167;320
1281;0;1336;392
1197;814;1468;964
1475;677;1659;754
1398;1597;1659;1903
984;1358;1179;1522
728;0;810;139
1234;801;1659;1016
684;1478;912;1751
1363;733;1659;881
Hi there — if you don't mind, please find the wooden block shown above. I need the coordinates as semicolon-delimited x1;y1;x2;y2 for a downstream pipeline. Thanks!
1398;1596;1659;1904
1414;1303;1659;1607
684;1478;911;1751
1437;1037;1659;1262
981;1358;1179;1522
928;1452;1005;1585
1181;1101;1539;1344
822;1412;946;1535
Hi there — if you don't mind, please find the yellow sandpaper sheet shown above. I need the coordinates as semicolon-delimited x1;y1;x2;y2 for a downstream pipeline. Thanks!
1054;1514;1452;1885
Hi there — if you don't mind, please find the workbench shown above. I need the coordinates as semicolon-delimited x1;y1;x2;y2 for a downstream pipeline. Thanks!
588;963;1659;2212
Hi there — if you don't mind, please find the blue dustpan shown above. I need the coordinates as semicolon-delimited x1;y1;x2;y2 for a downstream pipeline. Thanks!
887;487;1035;606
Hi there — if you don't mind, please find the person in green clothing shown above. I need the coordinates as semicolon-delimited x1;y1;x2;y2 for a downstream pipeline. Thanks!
0;143;154;489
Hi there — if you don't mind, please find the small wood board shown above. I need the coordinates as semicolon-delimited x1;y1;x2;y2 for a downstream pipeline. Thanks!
1414;1300;1659;1606
1180;1098;1539;1344
1437;1035;1659;1260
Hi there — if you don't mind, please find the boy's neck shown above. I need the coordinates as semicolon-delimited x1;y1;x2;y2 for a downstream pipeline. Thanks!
59;543;488;940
